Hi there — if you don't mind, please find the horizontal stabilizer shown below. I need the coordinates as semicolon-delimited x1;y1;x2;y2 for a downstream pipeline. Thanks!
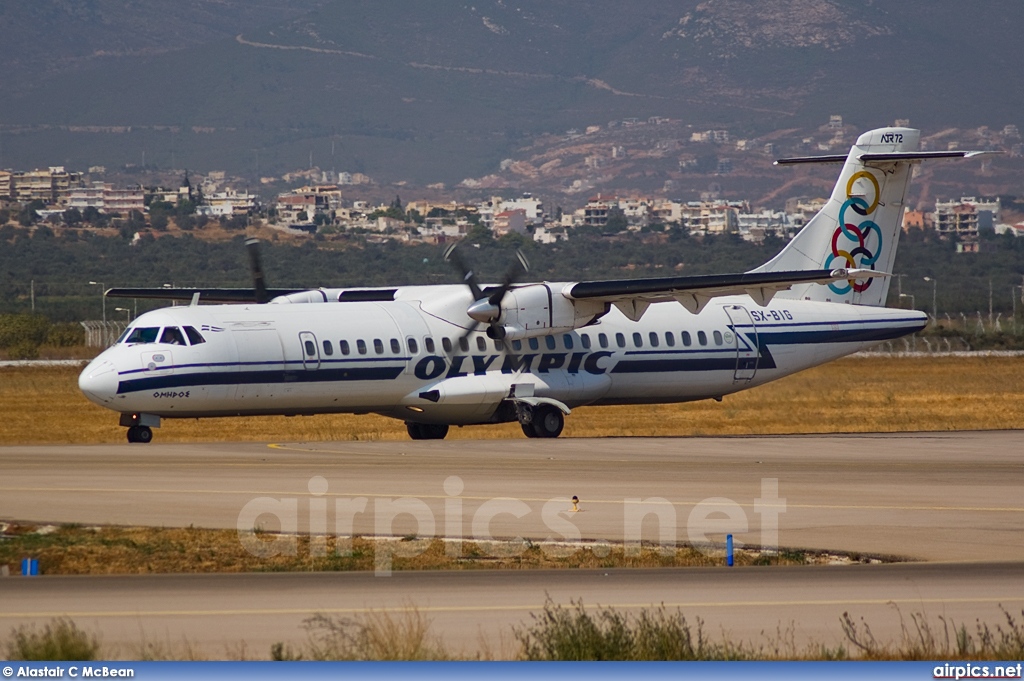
776;150;997;166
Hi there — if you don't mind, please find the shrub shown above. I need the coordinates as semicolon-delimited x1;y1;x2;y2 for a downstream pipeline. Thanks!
5;618;101;661
515;599;751;661
0;314;50;349
46;322;85;347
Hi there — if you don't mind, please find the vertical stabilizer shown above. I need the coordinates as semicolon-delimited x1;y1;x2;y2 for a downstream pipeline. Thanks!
753;127;920;307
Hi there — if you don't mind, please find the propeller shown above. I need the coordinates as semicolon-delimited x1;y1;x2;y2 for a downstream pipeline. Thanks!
443;243;530;342
245;238;270;304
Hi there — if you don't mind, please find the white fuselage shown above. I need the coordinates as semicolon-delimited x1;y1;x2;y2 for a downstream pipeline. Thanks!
79;283;926;426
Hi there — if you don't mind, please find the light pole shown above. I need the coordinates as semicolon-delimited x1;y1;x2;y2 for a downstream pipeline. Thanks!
899;293;916;310
88;281;106;323
114;307;131;324
1013;285;1023;335
923;277;938;320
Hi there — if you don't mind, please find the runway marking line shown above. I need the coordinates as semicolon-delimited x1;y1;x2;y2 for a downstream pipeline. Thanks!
0;486;1021;514
2;595;1023;620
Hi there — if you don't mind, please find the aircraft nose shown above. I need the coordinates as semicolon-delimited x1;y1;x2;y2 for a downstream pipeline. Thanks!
79;360;119;406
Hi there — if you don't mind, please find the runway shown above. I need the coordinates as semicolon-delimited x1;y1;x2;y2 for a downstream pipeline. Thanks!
1;432;1023;657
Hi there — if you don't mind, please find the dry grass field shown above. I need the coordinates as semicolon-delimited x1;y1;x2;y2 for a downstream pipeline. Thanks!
1;356;1022;445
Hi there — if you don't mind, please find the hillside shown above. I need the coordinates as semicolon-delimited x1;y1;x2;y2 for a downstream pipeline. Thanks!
0;1;1021;186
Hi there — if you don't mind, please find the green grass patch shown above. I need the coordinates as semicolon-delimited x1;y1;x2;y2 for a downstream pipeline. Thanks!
1;522;848;576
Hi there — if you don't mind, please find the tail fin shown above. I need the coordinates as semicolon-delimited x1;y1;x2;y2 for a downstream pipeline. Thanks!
754;127;920;307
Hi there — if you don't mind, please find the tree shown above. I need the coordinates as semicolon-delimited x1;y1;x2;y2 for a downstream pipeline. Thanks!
604;207;628;233
63;207;83;226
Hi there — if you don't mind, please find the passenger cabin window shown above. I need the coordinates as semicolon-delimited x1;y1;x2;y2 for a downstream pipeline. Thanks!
632;332;643;347
648;332;659;348
563;334;574;350
615;333;626;348
545;336;557;350
425;337;435;353
183;326;206;345
391;338;401;354
581;334;592;350
476;336;487;351
713;330;724;346
340;340;351;355
160;327;186;346
442;337;453;353
598;333;609;349
459;337;470;353
697;331;708;346
408;338;418;354
373;339;384;354
304;340;316;356
322;340;334;356
357;339;367;355
682;331;692;347
512;340;523;352
494;339;504;352
125;327;160;344
528;338;539;351
665;332;675;347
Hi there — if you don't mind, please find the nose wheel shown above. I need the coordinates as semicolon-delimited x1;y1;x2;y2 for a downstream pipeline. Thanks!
126;426;153;443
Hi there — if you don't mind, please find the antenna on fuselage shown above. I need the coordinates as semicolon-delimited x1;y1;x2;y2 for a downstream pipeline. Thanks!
245;238;270;304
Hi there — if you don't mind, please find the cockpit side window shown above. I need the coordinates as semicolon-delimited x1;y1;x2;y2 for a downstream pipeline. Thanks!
124;327;160;344
183;326;206;345
160;327;186;345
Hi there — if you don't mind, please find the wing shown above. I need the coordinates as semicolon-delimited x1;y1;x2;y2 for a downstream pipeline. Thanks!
103;287;308;303
565;268;887;320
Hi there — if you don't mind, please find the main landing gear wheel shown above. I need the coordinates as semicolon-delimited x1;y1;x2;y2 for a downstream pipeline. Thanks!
521;405;564;439
126;426;153;444
405;422;450;440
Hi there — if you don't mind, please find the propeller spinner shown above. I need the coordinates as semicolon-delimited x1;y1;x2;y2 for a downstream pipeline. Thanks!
443;244;530;340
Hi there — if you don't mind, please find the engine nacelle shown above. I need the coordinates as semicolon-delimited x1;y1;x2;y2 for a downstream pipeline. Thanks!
497;284;607;341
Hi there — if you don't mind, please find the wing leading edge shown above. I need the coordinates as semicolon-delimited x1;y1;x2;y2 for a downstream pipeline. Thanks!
104;288;307;303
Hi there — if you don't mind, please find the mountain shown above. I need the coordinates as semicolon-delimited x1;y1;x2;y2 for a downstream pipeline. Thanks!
0;1;1021;186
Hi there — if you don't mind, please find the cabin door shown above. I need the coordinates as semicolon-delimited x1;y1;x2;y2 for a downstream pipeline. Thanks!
724;305;758;382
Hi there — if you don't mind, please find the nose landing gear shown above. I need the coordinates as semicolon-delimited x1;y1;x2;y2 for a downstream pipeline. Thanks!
119;413;160;444
126;426;153;443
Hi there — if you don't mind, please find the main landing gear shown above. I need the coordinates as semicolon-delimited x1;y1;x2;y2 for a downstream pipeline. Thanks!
406;422;450;440
519;404;564;439
126;426;153;443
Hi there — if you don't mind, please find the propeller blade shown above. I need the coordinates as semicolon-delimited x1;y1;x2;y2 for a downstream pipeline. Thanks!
488;249;530;306
443;243;483;301
245;238;269;304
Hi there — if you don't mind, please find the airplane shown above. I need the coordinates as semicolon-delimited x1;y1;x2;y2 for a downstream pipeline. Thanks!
79;127;989;443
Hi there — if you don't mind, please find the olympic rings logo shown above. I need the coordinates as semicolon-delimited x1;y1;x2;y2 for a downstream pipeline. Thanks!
827;170;882;294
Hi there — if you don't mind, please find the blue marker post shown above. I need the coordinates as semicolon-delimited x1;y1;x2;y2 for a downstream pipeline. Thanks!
21;558;39;576
726;534;734;567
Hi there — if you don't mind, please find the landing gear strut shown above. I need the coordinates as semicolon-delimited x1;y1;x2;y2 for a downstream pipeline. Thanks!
406;422;450;440
519;404;564;439
126;426;153;443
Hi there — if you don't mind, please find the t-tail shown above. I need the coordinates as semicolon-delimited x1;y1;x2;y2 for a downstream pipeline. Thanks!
753;127;990;307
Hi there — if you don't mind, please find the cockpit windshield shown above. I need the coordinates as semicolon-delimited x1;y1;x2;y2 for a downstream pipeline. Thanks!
159;327;186;345
124;327;160;344
122;325;205;346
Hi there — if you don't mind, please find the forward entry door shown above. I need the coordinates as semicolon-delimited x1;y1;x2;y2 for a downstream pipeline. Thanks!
298;331;320;370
